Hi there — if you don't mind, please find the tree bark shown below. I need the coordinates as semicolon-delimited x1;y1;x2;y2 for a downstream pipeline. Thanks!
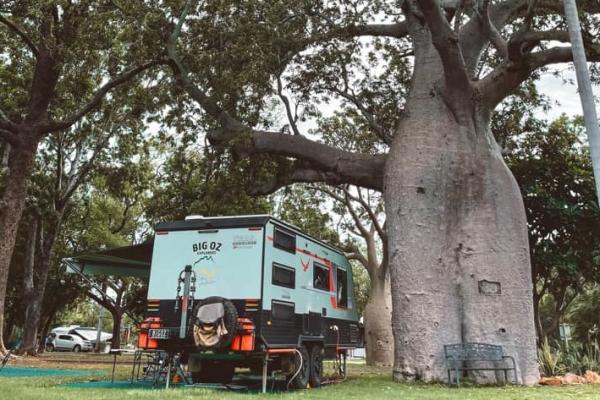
0;143;37;353
38;306;59;353
564;0;600;202
383;30;538;384
364;270;394;366
533;289;546;343
20;217;39;355
109;309;122;350
19;217;61;355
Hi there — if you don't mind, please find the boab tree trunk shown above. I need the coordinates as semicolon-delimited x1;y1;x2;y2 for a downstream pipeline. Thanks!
384;31;537;383
364;270;393;366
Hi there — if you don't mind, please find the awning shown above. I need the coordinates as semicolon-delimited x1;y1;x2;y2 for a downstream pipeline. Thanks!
64;242;153;279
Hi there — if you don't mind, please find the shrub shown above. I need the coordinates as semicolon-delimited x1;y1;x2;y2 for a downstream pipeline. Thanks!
560;342;600;375
538;339;564;376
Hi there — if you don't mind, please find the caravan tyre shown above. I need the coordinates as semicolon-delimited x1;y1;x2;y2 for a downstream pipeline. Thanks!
219;300;238;348
287;345;310;390
309;345;324;388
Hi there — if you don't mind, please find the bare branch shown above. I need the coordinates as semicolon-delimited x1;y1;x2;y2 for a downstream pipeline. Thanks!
481;0;508;59
480;42;600;109
0;15;40;58
0;128;21;147
343;242;369;269
250;131;385;186
60;130;113;204
276;74;301;136
343;22;409;39
459;0;595;74
341;187;370;238
250;161;383;196
347;252;369;269
355;189;386;241
45;60;162;133
417;0;471;91
167;0;244;139
0;115;19;136
169;0;387;192
330;87;390;144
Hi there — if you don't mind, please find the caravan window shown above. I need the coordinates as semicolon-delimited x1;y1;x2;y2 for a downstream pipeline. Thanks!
336;266;348;308
272;300;295;321
313;262;329;291
273;227;296;253
272;263;295;288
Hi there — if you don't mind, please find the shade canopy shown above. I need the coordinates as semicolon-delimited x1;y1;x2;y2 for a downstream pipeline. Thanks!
64;242;153;279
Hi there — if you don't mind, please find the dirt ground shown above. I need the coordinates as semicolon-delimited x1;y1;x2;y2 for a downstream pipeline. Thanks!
8;351;135;370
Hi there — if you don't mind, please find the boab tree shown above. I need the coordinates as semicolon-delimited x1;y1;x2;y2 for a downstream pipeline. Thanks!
167;0;600;383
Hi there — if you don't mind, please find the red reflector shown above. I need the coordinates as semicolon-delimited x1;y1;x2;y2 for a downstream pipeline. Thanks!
156;231;169;235
248;227;262;231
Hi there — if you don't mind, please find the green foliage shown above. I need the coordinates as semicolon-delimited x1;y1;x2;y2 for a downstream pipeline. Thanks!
537;339;600;376
274;185;339;244
146;145;272;224
54;301;108;329
350;262;370;317
560;342;600;375
538;339;565;377
568;287;600;343
500;113;600;340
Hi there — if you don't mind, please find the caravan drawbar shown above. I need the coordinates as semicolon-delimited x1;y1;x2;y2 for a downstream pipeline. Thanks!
137;215;362;388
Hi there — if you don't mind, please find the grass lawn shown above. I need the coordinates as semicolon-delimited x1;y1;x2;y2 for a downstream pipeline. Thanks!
1;355;599;400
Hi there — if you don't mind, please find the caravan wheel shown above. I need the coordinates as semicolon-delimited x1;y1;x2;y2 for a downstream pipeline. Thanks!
287;345;310;389
309;345;324;388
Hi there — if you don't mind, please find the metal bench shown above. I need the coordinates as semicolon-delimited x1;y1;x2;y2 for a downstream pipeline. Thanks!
444;342;516;386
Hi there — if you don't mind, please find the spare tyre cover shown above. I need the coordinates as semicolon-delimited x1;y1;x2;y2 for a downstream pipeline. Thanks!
192;297;238;349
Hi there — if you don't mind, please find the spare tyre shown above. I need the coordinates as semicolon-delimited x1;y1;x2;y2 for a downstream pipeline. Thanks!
191;296;238;349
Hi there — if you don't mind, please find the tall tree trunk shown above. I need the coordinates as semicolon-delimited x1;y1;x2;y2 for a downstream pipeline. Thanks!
533;290;546;344
109;309;122;350
384;33;538;384
564;0;600;201
20;217;39;355
0;143;37;353
38;306;59;353
364;270;393;366
19;219;60;355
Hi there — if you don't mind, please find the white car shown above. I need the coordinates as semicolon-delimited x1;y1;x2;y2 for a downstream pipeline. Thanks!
47;333;93;352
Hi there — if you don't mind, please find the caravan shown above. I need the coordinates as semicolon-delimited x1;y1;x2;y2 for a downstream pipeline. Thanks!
68;215;362;389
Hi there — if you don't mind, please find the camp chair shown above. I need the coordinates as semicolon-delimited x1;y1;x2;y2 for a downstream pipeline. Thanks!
0;349;13;371
1;339;22;372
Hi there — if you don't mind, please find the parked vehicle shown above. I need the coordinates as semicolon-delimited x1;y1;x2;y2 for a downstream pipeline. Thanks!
47;333;93;352
66;215;362;389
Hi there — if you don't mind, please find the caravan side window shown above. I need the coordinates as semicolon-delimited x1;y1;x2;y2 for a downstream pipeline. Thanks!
336;266;348;308
272;263;295;289
313;262;330;291
273;227;296;254
272;300;295;321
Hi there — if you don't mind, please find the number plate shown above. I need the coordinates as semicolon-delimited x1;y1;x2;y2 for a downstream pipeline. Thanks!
148;328;170;339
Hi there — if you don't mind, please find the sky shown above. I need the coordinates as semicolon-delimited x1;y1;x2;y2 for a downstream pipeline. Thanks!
536;67;599;120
